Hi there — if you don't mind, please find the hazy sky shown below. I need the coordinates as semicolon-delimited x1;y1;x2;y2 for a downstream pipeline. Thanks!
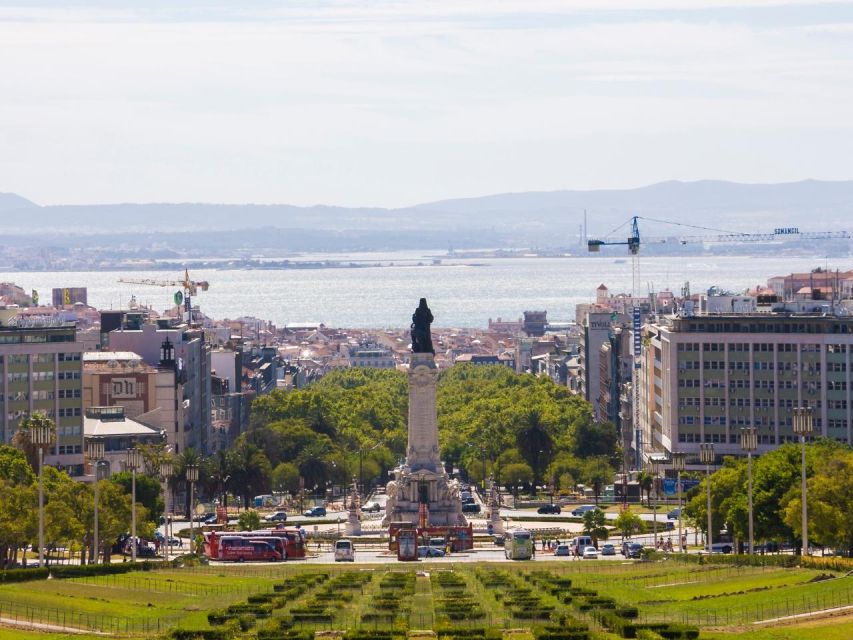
1;0;852;207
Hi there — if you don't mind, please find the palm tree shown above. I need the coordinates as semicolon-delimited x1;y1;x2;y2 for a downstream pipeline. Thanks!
637;471;654;507
14;412;56;471
227;442;272;509
174;448;203;518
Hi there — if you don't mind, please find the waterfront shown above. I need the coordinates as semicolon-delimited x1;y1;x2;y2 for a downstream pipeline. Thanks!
0;254;844;328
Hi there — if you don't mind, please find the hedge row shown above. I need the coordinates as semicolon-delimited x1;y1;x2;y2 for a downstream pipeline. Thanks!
654;551;853;572
0;560;165;583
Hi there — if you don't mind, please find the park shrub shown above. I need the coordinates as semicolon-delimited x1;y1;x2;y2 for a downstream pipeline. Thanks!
635;631;664;640
533;625;590;640
257;630;313;640
225;602;273;618
248;593;277;604
207;610;229;626
615;606;639;619
237;613;257;631
170;630;235;640
0;560;160;584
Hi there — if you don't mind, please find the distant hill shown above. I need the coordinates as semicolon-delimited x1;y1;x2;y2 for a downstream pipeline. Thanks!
0;192;38;214
3;180;852;249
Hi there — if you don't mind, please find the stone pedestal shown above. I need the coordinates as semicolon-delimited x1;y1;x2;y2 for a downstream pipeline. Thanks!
384;353;466;527
345;479;362;536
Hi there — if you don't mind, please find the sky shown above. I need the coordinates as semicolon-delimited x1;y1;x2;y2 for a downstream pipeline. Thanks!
1;0;852;208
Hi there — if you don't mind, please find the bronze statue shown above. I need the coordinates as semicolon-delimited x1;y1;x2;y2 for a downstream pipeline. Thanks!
411;298;435;354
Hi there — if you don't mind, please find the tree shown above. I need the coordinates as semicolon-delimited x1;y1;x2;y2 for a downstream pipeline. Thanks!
513;406;557;485
0;480;37;568
237;510;261;531
581;456;614;505
582;508;609;545
0;445;35;486
110;472;164;522
636;471;654;507
614;509;645;540
572;419;619;464
271;462;300;495
783;448;853;556
228;442;272;509
14;412;56;470
502;462;534;495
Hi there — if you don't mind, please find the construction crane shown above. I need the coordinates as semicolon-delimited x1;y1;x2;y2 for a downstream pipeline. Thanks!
118;269;210;323
587;216;850;471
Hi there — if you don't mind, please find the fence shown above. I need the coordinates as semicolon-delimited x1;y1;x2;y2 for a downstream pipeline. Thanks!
0;598;166;635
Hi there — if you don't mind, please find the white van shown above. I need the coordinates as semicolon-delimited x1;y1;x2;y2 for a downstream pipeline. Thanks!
334;539;355;562
571;536;593;555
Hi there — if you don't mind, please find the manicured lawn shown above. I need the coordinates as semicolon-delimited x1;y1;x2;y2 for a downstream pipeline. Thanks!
0;561;851;638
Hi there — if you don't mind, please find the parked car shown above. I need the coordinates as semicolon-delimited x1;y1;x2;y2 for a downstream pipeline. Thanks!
554;544;571;556
537;504;561;514
334;539;355;562
462;503;481;514
418;545;446;558
204;514;219;525
361;502;382;513
571;505;600;517
582;546;599;559
667;507;682;520
303;507;327;518
571;535;594;555
600;543;616;556
265;511;288;522
623;542;644;558
493;535;505;546
462;496;476;505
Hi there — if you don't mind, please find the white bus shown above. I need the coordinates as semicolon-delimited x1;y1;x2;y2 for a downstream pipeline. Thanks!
504;528;533;560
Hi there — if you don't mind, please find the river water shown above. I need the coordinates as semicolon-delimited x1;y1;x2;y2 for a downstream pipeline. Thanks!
0;253;843;328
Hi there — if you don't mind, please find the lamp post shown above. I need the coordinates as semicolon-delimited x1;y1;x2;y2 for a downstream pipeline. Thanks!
671;452;686;553
160;460;174;562
699;443;715;553
30;422;54;568
126;448;143;563
186;463;199;555
647;460;660;550
740;427;758;555
792;407;813;556
358;443;380;499
86;438;105;564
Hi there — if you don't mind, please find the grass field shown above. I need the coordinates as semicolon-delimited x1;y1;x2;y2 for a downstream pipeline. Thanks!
0;560;851;638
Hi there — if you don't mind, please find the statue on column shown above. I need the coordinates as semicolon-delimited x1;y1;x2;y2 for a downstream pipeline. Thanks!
345;477;362;536
411;298;435;354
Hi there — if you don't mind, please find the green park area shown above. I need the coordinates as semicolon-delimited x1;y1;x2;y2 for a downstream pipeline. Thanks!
0;558;852;640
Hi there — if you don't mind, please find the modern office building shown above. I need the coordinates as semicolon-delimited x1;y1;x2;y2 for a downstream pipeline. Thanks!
640;313;853;462
0;311;85;476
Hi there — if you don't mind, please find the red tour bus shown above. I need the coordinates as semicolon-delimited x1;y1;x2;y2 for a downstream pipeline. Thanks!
205;527;306;561
217;536;281;562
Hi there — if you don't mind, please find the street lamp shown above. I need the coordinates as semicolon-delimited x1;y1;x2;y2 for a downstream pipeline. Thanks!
358;443;381;498
792;407;813;556
186;463;199;555
670;452;686;553
126;448;143;563
30;422;54;568
699;443;715;553
740;427;758;554
86;438;105;564
160;460;174;562
646;460;660;550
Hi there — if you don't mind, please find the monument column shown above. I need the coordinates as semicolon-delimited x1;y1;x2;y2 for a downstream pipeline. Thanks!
407;352;442;472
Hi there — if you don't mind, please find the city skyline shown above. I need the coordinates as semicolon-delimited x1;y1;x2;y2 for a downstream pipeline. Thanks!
1;0;852;208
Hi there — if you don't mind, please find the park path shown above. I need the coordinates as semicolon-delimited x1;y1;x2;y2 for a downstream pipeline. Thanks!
753;603;853;625
0;615;106;634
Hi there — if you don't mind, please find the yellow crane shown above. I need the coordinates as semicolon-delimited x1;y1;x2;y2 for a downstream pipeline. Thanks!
118;269;210;323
